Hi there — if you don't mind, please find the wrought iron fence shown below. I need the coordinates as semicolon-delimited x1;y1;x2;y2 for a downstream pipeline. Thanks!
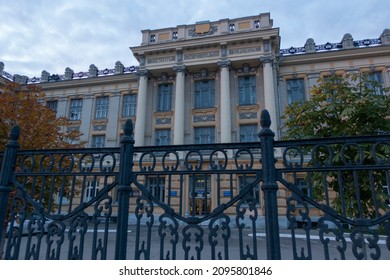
0;110;389;260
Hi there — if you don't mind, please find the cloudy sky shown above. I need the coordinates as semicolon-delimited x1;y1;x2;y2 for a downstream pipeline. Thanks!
1;0;389;78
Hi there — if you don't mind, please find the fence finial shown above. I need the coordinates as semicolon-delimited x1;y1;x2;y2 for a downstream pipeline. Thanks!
260;110;271;129
123;119;134;137
9;125;20;142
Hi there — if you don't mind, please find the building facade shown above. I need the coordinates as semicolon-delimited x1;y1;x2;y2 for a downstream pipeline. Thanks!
1;12;390;223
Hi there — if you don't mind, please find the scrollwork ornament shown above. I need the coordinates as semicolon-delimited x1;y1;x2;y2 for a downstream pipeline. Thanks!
182;224;204;260
158;214;179;260
351;227;381;260
318;216;347;260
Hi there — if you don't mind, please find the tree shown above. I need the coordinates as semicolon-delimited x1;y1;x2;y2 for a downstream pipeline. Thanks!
282;74;390;218
0;81;82;151
0;81;83;258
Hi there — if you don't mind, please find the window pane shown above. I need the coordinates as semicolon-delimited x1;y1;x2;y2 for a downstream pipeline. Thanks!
287;78;305;105
147;177;165;203
95;97;109;119
240;124;258;142
158;84;172;111
195;80;215;108
123;94;137;116
366;72;384;95
155;129;170;145
238;76;256;105
69;99;83;120
47;100;58;113
92;135;105;148
194;127;215;144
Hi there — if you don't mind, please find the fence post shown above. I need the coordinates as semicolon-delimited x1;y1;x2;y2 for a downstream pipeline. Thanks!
115;119;134;259
0;126;20;248
259;110;281;260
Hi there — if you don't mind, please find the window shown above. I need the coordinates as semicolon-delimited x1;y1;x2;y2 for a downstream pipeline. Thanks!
69;99;83;121
194;127;215;144
254;20;260;28
286;78;305;105
195;80;215;108
238;76;257;105
172;31;178;40
240;124;259;142
238;175;260;206
92;135;105;148
85;180;99;202
122;94;137;117
229;24;235;32
155;129;170;146
366;72;384;95
95;96;109;119
46;100;58;113
150;34;156;43
146;177;165;203
157;84;173;111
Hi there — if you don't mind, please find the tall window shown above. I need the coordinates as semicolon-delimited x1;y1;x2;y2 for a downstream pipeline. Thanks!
194;127;215;144
195;80;215;108
69;99;83;121
238;175;260;206
240;124;259;142
122;94;137;117
286;78;305;105
92;135;105;148
46;100;58;113
366;72;384;95
157;84;173;111
95;96;109;119
238;76;257;105
146;177;165;203
155;129;170;146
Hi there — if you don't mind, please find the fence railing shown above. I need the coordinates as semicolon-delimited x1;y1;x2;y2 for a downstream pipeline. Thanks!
0;110;389;260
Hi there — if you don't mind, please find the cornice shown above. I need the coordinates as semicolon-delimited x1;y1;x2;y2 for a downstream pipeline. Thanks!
279;45;390;66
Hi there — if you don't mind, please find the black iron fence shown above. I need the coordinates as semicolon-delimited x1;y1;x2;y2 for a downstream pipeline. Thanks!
0;110;389;260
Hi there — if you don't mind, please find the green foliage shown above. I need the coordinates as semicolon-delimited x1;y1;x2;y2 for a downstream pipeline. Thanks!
282;74;390;218
282;74;390;139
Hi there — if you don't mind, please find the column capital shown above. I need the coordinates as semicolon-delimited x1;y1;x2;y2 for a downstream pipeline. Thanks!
136;69;150;78
217;59;231;69
173;64;186;73
259;55;275;66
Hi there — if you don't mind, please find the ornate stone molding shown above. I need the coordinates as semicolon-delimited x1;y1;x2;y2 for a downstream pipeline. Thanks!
136;69;150;78
217;60;231;69
173;65;186;73
259;55;275;66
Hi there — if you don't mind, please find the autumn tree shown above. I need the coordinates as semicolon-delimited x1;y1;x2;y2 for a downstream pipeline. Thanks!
282;74;390;218
0;81;82;151
0;81;83;258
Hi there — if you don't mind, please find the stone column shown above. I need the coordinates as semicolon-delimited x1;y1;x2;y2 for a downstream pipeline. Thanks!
260;56;278;138
134;70;149;146
217;60;232;143
173;65;186;145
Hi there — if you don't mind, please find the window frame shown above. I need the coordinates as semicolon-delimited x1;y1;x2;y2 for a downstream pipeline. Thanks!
69;99;83;121
95;96;109;119
238;75;257;105
194;80;215;109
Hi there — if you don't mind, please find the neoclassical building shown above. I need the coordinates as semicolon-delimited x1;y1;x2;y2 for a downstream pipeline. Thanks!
1;12;389;148
1;12;390;219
